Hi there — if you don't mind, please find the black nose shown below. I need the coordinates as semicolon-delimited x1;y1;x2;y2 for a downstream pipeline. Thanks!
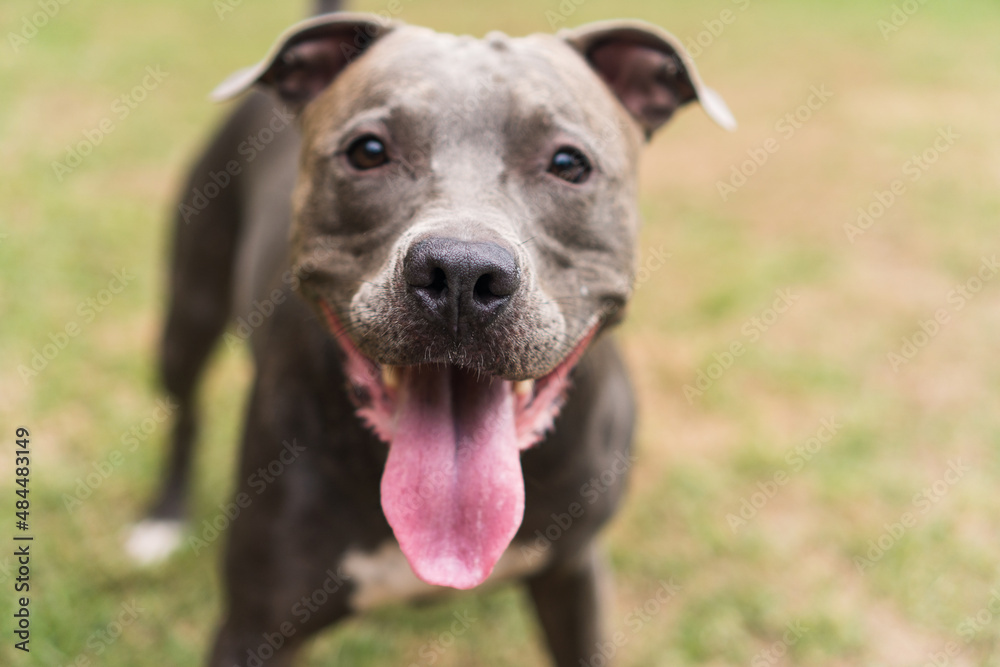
403;238;521;332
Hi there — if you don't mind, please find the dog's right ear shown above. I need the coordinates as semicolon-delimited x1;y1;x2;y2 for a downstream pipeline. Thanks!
211;13;395;108
561;19;736;137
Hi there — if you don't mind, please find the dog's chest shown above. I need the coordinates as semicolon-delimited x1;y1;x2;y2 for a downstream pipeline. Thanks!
341;540;550;610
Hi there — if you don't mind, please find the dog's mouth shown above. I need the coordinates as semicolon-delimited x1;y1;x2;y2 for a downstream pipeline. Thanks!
320;301;597;589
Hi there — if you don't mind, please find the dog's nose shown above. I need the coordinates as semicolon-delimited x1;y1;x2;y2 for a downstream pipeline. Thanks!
403;238;520;331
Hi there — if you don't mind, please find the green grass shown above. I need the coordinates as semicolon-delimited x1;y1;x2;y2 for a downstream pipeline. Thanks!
2;0;1000;664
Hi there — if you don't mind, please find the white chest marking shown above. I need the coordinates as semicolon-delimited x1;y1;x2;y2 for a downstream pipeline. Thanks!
342;541;551;611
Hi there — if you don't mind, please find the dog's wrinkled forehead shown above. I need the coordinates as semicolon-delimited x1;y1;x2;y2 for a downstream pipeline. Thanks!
307;26;639;153
213;14;735;142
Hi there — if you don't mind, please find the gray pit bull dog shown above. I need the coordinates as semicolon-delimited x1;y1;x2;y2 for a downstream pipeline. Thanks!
131;5;733;665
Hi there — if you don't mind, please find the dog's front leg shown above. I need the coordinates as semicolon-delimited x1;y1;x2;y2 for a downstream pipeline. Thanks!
209;620;305;667
205;347;368;667
527;544;612;667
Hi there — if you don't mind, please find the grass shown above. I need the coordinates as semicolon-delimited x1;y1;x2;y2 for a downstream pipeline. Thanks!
2;0;1000;664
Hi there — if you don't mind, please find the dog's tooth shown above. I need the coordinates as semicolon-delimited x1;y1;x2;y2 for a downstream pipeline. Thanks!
514;379;535;397
382;365;401;390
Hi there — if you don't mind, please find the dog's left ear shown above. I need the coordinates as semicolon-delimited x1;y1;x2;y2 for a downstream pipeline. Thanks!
561;20;736;137
210;12;395;108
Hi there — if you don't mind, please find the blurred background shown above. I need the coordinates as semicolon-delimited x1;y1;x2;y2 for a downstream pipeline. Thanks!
1;0;999;664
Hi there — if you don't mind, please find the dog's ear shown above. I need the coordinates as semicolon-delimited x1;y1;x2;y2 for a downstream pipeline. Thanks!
561;20;736;137
211;13;395;107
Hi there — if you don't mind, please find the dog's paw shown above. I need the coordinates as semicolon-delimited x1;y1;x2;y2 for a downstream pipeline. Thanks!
125;519;185;565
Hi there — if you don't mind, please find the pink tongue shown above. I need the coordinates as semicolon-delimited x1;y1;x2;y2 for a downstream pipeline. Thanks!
380;366;524;589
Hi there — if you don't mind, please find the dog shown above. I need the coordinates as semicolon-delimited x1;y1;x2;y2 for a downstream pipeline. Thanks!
128;3;733;664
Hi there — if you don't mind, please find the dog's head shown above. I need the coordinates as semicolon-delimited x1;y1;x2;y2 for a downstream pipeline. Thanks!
215;12;733;590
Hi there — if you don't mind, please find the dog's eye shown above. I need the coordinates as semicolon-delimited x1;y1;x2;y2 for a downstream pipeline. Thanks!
548;147;591;184
346;135;389;170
